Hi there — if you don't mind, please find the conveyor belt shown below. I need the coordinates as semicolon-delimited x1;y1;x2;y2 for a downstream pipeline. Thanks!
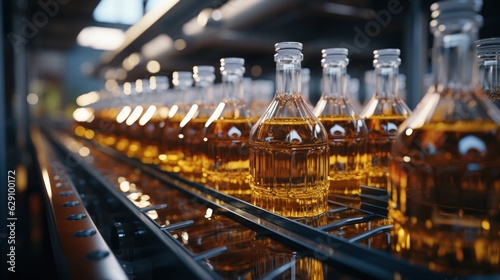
33;123;499;280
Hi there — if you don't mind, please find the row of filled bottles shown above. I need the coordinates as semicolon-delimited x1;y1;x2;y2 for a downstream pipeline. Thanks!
72;0;500;275
73;46;410;208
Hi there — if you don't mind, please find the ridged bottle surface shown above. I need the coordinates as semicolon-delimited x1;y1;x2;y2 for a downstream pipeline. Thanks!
314;48;368;196
158;71;194;172
389;1;500;274
205;57;255;195
178;66;216;181
360;49;411;189
249;41;329;218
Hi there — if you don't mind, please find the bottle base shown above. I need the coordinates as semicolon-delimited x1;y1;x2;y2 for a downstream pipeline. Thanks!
250;185;329;218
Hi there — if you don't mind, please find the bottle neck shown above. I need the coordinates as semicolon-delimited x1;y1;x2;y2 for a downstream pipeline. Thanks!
322;63;347;98
222;73;243;101
276;60;301;94
195;80;214;105
374;64;399;99
432;26;479;91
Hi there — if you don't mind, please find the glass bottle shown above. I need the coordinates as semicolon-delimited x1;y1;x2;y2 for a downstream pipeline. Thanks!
139;76;170;164
360;49;411;189
114;82;134;152
249;79;274;119
178;66;217;181
347;75;363;113
72;91;97;140
158;71;194;172
313;48;368;196
249;42;329;218
477;37;500;108
204;58;254;196
301;68;314;109
126;78;153;158
389;0;500;274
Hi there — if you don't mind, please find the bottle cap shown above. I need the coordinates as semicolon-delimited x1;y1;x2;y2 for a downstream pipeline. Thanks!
193;65;216;82
476;37;500;52
321;48;349;66
172;71;193;88
274;42;303;62
430;0;483;29
373;48;401;67
220;57;245;67
322;48;348;57
275;41;303;51
220;57;245;76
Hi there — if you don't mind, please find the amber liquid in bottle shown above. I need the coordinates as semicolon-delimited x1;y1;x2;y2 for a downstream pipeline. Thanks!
99;108;120;147
250;115;329;218
319;117;367;195
389;2;500;274
178;66;216;181
365;114;406;188
250;42;329;218
140;105;169;164
205;58;254;196
159;114;185;173
126;108;144;159
178;115;210;180
115;117;131;152
206;118;254;195
158;72;193;172
141;116;161;164
390;118;500;274
361;49;411;189
315;48;368;196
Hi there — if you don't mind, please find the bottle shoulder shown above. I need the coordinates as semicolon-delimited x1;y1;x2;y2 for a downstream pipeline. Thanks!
399;88;500;131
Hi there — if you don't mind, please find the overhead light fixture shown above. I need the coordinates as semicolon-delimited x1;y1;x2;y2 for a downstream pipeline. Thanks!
141;34;173;58
182;8;215;36
77;26;125;50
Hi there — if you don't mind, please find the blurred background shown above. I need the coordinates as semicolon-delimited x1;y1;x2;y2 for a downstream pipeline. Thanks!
1;0;500;278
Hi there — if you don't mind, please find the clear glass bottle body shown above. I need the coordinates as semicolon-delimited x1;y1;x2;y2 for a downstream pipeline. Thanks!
360;49;411;189
178;66;217;181
313;48;368;196
158;72;194;172
389;1;500;274
249;42;329;218
205;58;255;196
477;37;500;108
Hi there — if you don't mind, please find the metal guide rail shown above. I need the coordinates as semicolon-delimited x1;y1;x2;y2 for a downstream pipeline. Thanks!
34;124;499;280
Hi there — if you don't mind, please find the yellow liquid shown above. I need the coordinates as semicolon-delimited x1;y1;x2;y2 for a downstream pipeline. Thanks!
317;116;367;195
205;118;254;195
140;118;161;164
126;121;143;158
95;108;119;147
114;121;130;152
178;116;210;181
249;117;329;218
364;115;406;189
389;120;500;274
159;116;184;173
